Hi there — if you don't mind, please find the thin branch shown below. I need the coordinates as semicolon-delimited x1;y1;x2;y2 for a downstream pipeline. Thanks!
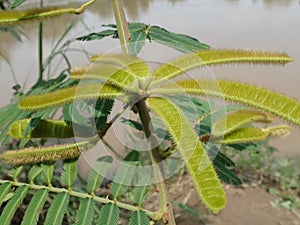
136;99;177;225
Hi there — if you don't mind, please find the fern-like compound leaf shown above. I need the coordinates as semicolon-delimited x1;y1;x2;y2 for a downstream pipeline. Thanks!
97;203;119;225
0;137;98;165
21;189;48;225
212;109;274;137
0;183;11;208
94;99;114;130
61;159;78;188
0;185;28;225
18;84;123;111
8;119;75;139
74;198;95;225
150;79;300;126
129;210;150;225
213;152;242;186
86;156;113;193
110;151;140;199
147;97;226;213
42;163;55;186
150;49;292;86
44;192;70;225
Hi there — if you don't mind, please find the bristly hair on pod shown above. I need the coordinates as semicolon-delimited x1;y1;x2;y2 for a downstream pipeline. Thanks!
0;137;98;166
0;7;77;25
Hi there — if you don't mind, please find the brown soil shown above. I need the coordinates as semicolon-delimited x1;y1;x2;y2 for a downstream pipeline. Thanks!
170;176;300;225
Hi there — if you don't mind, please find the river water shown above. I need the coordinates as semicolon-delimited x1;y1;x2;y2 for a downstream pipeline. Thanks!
0;0;299;156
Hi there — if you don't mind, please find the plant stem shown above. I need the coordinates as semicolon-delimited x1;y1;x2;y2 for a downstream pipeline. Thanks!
136;99;176;225
111;0;130;54
111;1;175;223
38;0;44;84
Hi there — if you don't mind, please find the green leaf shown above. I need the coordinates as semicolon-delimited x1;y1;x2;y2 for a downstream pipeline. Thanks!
147;97;226;213
128;22;148;33
121;118;144;131
74;198;95;225
10;0;26;9
149;25;210;53
110;151;140;198
150;79;300;127
61;159;78;188
0;185;28;225
97;203;119;225
44;192;70;225
133;175;152;206
21;189;48;225
41;163;55;186
150;49;293;85
214;158;242;186
0;183;12;208
76;29;116;41
212;150;235;168
129;31;147;55
18;83;123;111
210;150;242;186
212;109;274;137
10;166;23;181
129;210;150;225
86;156;113;193
227;142;260;152
28;165;44;182
94;99;114;130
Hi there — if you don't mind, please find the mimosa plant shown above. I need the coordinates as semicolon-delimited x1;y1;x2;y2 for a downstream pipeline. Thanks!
0;0;299;224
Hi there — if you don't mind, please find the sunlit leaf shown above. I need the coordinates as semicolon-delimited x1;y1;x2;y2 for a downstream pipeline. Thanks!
147;97;226;213
150;79;300;126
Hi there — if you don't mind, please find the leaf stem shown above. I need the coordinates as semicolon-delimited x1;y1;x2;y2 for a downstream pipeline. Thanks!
136;99;176;225
0;179;162;221
111;0;130;54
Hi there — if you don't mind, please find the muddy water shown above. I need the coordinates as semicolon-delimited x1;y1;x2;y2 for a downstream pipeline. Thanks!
0;0;299;156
